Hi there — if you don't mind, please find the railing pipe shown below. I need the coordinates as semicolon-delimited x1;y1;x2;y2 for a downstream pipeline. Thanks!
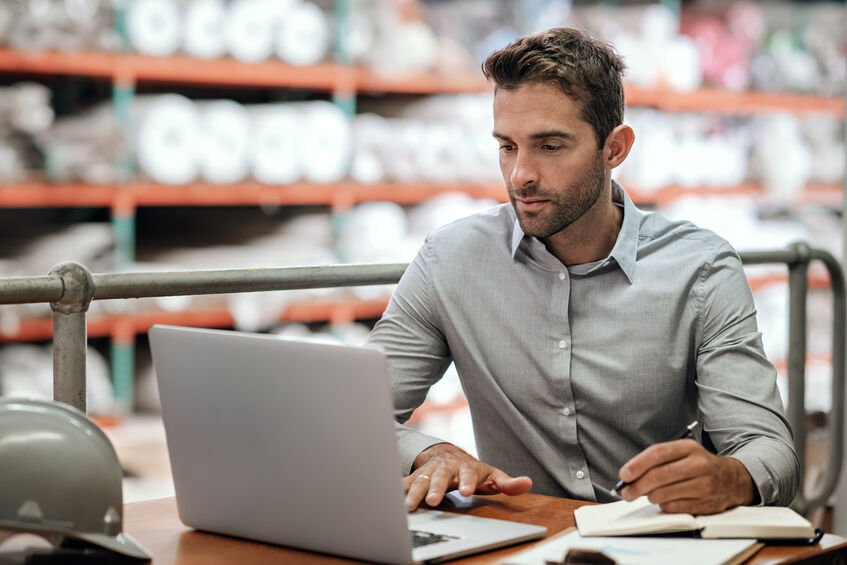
740;243;847;514
48;263;95;412
0;276;63;304
0;247;842;515
788;245;810;513
91;263;409;300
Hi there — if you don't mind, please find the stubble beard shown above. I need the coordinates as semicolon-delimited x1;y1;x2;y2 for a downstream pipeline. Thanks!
509;151;607;239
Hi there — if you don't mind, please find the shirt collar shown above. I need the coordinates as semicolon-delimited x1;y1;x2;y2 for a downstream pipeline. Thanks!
510;180;639;284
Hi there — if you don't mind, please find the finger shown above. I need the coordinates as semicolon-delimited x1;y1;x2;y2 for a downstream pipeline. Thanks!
425;467;457;507
643;476;705;507
486;469;533;496
457;465;482;496
618;439;699;484
623;454;699;501
405;473;433;511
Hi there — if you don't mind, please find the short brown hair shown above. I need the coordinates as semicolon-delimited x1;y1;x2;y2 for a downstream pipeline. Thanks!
482;26;626;149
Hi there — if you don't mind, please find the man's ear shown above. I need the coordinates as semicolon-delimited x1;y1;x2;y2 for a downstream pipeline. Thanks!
604;124;635;169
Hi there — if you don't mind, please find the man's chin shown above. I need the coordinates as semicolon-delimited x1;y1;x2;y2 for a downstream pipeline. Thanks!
515;215;549;239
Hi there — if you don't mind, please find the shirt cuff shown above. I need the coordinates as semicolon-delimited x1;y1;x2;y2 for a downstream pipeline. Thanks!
394;423;449;474
729;437;799;506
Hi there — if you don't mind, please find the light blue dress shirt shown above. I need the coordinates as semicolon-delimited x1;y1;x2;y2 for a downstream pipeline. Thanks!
367;181;799;506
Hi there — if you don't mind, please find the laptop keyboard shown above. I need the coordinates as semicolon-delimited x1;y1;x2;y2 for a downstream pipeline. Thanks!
411;529;459;548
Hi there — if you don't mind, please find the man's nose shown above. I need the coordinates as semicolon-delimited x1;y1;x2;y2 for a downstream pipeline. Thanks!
509;151;539;187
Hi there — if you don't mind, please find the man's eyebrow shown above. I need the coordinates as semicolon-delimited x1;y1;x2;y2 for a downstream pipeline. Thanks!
491;130;575;141
530;130;575;140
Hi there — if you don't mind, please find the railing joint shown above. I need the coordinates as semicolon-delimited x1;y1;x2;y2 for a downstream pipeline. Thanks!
48;262;95;315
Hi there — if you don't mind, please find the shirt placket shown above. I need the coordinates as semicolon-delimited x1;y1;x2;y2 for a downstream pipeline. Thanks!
553;269;594;500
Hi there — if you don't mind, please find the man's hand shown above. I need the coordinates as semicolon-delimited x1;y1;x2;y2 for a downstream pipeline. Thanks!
617;439;755;515
403;443;532;511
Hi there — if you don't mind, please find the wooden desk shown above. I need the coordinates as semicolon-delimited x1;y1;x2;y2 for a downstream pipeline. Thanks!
120;494;847;565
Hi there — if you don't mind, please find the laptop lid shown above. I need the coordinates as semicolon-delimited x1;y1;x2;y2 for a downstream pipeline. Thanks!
150;324;413;564
149;324;546;564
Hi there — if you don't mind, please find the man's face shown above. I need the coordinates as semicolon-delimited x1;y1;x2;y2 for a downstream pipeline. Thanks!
493;82;607;240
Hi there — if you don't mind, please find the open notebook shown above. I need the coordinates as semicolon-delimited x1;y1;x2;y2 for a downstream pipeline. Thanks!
501;529;762;565
574;496;815;540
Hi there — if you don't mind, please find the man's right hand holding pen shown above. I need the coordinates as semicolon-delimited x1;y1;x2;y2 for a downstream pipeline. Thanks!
613;420;758;515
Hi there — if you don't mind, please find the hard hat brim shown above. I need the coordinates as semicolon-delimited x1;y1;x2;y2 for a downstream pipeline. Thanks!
0;520;151;560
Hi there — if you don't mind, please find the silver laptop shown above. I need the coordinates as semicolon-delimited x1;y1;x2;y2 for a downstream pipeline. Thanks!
149;325;546;564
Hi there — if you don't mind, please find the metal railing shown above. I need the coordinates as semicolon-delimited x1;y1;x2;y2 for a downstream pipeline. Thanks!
0;242;842;515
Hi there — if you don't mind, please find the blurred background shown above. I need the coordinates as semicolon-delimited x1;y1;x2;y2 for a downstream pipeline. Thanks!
0;0;843;526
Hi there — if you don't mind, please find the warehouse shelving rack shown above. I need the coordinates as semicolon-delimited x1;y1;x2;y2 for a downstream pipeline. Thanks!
0;9;843;408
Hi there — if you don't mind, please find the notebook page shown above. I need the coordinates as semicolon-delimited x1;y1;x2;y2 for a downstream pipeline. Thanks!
501;529;761;565
696;506;815;539
575;497;699;536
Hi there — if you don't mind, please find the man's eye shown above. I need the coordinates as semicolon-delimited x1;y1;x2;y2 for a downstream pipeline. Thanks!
499;145;515;152
541;144;561;151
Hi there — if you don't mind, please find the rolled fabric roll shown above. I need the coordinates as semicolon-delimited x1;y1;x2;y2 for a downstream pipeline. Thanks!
350;112;387;184
349;150;384;184
249;103;301;185
337;201;408;264
225;0;275;63
8;82;54;134
64;0;100;25
661;35;702;92
298;100;352;184
126;0;182;57
198;99;251;184
183;0;227;59
275;0;330;66
136;94;201;185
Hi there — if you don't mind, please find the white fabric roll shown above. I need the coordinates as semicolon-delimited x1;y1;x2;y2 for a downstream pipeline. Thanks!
64;0;100;25
249;104;301;185
350;151;384;184
298;101;352;184
337;201;408;264
0;344;115;415
198;99;251;184
183;0;227;59
126;0;182;57
275;1;330;66
350;112;387;183
225;0;275;63
662;36;702;92
8;82;54;134
136;94;201;185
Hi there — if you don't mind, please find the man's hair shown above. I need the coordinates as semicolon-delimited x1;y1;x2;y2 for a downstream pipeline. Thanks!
482;26;626;149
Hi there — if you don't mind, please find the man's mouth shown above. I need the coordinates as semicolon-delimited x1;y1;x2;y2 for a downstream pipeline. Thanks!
514;197;548;212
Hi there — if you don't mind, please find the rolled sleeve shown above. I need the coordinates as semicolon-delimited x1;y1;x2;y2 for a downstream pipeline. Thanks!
695;243;800;506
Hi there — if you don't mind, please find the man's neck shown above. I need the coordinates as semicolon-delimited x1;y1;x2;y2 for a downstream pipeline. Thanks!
542;195;624;267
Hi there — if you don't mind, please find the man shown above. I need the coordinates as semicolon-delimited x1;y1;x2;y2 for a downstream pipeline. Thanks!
365;26;798;515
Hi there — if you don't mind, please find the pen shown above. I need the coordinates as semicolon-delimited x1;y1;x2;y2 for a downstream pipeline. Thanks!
610;420;699;497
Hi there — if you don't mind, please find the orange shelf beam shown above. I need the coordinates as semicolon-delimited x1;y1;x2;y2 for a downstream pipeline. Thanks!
626;85;845;117
2;181;839;210
0;49;344;90
0;297;390;342
0;181;511;209
354;67;489;94
747;271;830;293
626;183;843;207
0;49;843;115
408;396;470;424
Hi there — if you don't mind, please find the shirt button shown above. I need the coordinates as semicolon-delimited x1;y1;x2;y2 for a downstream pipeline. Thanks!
562;407;572;416
558;272;565;280
558;339;567;348
576;470;585;480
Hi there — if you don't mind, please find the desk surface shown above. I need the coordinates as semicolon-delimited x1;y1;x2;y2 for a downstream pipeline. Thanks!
122;494;847;565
